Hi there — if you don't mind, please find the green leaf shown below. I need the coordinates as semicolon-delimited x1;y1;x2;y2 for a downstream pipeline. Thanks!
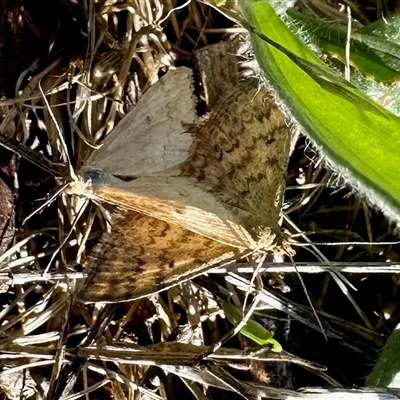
221;301;283;352
287;8;400;83
223;5;385;116
366;323;400;387
237;0;400;220
358;11;400;44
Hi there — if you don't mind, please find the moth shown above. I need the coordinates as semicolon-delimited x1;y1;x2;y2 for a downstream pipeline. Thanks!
77;66;292;303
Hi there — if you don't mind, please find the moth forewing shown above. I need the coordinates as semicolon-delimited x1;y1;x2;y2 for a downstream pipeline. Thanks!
85;67;197;177
86;171;258;250
174;80;291;241
79;209;242;303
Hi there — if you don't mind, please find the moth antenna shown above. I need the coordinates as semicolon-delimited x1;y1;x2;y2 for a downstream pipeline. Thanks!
22;182;70;225
38;80;77;181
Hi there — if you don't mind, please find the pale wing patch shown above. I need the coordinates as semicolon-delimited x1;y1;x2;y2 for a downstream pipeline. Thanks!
87;172;257;250
86;68;196;177
79;210;238;303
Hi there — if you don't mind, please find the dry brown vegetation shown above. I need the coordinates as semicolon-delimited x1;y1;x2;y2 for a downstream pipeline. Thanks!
0;1;400;399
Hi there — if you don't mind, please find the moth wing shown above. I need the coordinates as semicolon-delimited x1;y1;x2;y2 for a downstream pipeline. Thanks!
78;210;238;303
182;81;291;230
86;171;258;250
86;67;196;177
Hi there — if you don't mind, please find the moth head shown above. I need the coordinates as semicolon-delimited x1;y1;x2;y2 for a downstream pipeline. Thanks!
65;167;115;199
257;228;276;252
257;227;295;258
65;173;93;197
80;166;113;186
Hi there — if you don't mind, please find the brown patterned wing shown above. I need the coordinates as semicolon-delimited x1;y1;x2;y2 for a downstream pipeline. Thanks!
78;209;238;303
182;80;291;237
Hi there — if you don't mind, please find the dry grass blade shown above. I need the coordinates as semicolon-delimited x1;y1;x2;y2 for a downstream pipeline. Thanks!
0;0;400;399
